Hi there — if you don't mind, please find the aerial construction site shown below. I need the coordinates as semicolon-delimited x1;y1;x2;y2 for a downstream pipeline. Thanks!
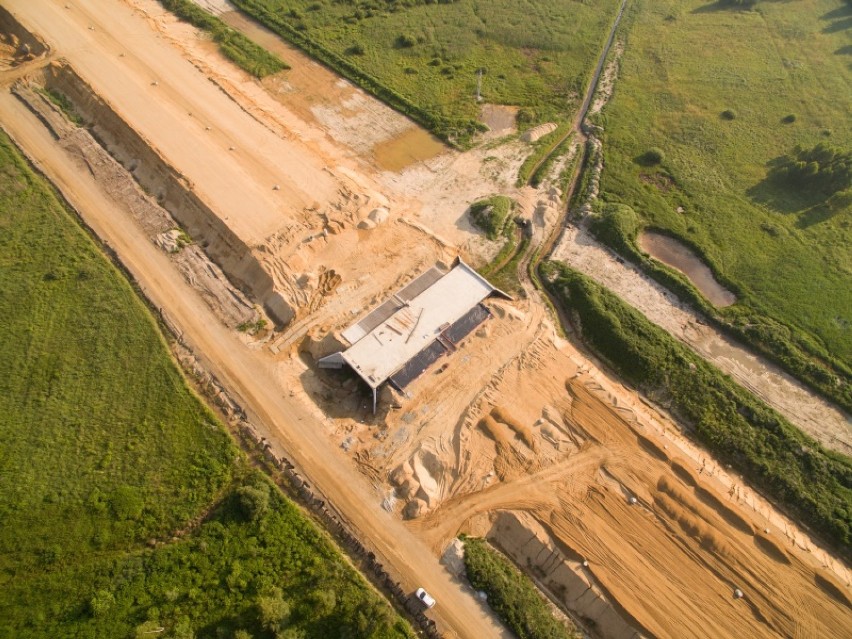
1;1;849;637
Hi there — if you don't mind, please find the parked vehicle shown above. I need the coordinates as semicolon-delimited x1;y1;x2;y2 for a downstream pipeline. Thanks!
415;587;436;609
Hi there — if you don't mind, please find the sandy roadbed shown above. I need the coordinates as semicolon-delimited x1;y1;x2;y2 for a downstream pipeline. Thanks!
2;1;850;637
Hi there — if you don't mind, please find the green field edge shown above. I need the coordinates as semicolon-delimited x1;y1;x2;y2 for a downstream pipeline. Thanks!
462;536;580;639
586;202;852;414
228;0;483;147
0;129;415;638
542;261;852;558
158;0;288;78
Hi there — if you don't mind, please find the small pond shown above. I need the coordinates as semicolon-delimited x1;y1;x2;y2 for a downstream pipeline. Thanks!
638;231;737;307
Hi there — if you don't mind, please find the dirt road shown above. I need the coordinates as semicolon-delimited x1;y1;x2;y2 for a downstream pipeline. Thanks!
0;88;510;639
0;1;510;636
3;1;850;638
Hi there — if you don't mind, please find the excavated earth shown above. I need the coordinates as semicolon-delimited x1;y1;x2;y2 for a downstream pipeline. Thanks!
1;2;850;638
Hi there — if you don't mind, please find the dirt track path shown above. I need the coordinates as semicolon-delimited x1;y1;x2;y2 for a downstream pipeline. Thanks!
0;1;511;636
0;89;510;639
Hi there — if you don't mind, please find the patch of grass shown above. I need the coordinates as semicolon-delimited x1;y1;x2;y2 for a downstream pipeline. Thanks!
543;262;852;557
462;536;579;639
229;0;622;144
37;87;83;126
596;0;852;380
489;233;530;296
530;132;574;188
237;317;268;334
516;122;573;186
469;195;514;241
0;130;411;638
158;0;288;78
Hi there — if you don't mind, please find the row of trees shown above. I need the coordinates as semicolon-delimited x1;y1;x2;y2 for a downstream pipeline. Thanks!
774;143;852;195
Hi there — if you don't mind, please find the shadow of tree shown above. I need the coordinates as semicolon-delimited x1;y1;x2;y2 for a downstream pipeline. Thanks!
692;0;796;13
748;156;821;213
748;156;847;227
692;1;754;14
821;3;852;32
824;16;852;33
795;204;844;229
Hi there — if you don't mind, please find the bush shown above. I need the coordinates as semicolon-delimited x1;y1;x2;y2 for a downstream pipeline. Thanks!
721;109;736;120
641;147;665;165
395;33;417;48
257;588;291;632
111;485;144;520
90;590;116;618
468;195;514;240
782;113;797;124
236;484;270;521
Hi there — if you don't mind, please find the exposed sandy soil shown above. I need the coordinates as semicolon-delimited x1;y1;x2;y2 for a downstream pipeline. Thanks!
2;2;850;638
552;224;852;456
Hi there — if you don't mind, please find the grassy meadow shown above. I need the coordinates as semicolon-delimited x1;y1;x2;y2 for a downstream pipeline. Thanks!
595;0;852;372
230;0;622;142
0;131;411;638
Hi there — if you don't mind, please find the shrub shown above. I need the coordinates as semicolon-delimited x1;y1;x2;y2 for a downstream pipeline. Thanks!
257;588;291;632
236;484;270;521
642;147;665;165
516;107;536;125
721;109;736;120
90;590;116;617
468;195;514;240
395;33;417;48
111;485;144;520
782;113;797;124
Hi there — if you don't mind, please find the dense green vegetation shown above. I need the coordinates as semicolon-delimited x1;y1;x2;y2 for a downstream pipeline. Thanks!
158;0;288;77
0;131;410;638
769;143;852;202
594;0;852;384
462;537;579;639
589;203;852;411
469;194;514;241
229;0;622;144
470;196;527;295
543;262;852;556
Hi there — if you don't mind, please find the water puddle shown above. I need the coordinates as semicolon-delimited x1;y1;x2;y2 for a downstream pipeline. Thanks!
371;127;446;172
638;231;736;307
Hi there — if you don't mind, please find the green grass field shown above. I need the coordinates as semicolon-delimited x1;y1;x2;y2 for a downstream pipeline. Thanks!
231;0;621;142
596;0;851;369
0;130;410;639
